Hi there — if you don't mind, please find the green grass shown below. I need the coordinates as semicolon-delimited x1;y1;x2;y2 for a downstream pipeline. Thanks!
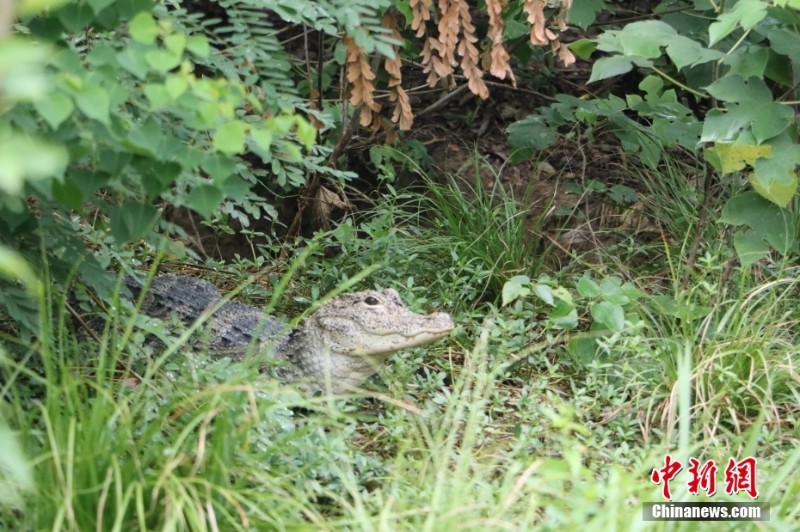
2;156;800;529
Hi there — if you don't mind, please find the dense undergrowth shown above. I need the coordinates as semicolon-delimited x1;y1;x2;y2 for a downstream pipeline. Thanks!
2;0;800;529
3;157;800;529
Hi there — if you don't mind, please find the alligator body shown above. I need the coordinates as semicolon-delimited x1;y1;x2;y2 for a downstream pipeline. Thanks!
126;275;454;394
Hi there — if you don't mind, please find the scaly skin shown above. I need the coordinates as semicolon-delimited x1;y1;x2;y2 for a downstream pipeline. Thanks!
127;275;455;394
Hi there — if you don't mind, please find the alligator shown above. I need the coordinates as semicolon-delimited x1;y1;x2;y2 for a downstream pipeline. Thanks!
124;275;454;394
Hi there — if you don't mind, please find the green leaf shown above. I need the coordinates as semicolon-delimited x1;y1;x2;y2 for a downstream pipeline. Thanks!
52;178;83;210
19;0;70;15
590;301;625;331
213;120;249;155
706;76;771;103
56;2;94;32
0;133;69;193
550;299;578;329
507;115;558;150
108;202;159;243
720;192;795;254
202;153;237;184
145;50;181;73
751;135;800;206
723;46;769;79
187;184;223;219
568;0;606;29
164;76;188;99
533;283;555;306
599;276;630;305
588;56;634;83
0;419;34;508
0;245;41;297
576;276;601;298
704;143;772;174
144;83;170;109
501;275;531;306
87;0;115;14
34;92;74;129
618;21;675;58
709;0;768;46
130;12;158;44
75;85;110;125
125;118;165;158
733;230;770;267
569;39;597;61
116;44;150;79
250;128;273;153
164;34;186;56
665;36;723;70
186;35;210;58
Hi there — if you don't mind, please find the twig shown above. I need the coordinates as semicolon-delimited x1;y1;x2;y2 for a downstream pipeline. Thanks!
681;164;716;290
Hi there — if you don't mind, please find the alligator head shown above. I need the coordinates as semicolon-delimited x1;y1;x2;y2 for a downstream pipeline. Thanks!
287;288;454;394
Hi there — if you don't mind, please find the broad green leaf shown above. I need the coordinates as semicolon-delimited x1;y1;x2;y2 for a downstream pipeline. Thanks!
75;84;110;125
733;230;770;266
125;118;165;157
765;27;800;64
87;0;115;14
617;21;676;58
142;161;182;197
599;276;627;304
550;299;578;329
130;12;158;44
187;184;223;219
164;76;188;99
720;192;795;254
576;276;601;298
186;35;210;58
723;46;769;79
250;128;273;154
751;135;800;206
0;245;41;296
202;153;236;184
507;115;558;150
709;0;768;46
533;283;555;306
19;0;70;15
704;143;772;174
34;92;74;129
52;178;83;210
590;301;625;331
116;45;150;79
568;0;606;30
588;56;635;83
145;50;181;73
164;34;186;56
213;120;248;155
706;76;771;103
700;106;752;143
750;103;793;143
0;38;51;101
569;39;597;61
108;202;159;243
56;2;94;32
501;276;531;306
0;133;68;193
144;83;170;109
619;282;642;301
665;36;723;70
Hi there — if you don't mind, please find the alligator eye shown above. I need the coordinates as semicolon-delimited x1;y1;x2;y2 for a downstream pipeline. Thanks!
364;296;380;306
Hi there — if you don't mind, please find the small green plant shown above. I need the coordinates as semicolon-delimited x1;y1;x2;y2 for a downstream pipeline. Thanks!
421;170;547;301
